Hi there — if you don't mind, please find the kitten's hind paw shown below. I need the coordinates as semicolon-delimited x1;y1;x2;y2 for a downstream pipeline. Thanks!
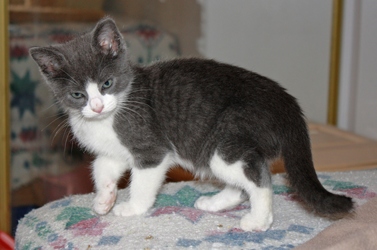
194;187;245;212
194;196;222;212
240;212;273;232
113;202;147;217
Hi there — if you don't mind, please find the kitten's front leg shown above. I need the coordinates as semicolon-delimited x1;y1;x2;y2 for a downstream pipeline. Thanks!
113;156;171;217
92;155;128;215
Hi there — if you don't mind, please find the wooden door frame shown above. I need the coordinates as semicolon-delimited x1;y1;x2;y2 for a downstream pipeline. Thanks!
0;0;11;234
327;0;343;125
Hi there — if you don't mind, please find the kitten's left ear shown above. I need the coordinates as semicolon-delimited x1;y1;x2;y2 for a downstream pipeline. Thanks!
92;17;124;57
29;47;66;78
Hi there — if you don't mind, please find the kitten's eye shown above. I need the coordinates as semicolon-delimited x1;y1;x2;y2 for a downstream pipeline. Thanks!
102;79;113;90
71;92;84;99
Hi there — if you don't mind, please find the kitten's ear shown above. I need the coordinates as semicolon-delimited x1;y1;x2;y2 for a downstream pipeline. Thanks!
92;17;124;56
29;47;66;77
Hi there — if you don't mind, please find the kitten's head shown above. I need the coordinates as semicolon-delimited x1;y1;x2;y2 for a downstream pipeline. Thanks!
30;17;132;119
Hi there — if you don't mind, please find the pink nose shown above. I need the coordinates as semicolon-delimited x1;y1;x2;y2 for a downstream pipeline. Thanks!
90;97;104;113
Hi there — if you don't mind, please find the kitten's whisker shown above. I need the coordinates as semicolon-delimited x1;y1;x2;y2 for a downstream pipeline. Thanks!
120;103;149;113
115;112;132;127
115;102;147;124
40;100;61;114
63;125;73;156
41;110;67;121
126;97;150;103
41;113;68;132
124;100;154;111
70;137;75;157
51;120;69;146
118;108;139;122
51;120;68;137
127;88;152;95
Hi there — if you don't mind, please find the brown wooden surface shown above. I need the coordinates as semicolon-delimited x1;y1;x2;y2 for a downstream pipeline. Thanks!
9;6;104;23
166;167;197;182
309;123;377;172
9;0;104;23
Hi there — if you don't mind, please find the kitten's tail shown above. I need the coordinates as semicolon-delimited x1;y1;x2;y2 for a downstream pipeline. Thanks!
281;120;354;218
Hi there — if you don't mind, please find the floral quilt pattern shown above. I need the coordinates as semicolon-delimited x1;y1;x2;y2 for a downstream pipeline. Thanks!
15;169;377;249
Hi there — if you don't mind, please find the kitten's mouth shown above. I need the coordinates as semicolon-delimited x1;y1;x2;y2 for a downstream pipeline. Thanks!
76;106;115;120
84;110;114;120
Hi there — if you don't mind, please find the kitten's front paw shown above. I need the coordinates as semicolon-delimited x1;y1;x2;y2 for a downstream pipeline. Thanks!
240;212;273;232
113;202;147;217
93;189;117;215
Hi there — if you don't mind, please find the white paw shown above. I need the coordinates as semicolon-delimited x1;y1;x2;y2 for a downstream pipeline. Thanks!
240;212;273;232
93;190;117;215
113;202;146;217
195;196;221;212
93;183;117;215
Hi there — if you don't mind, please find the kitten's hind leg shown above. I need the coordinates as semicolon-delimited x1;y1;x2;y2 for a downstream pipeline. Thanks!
240;185;273;232
194;185;246;212
113;155;171;217
209;151;273;232
93;156;129;215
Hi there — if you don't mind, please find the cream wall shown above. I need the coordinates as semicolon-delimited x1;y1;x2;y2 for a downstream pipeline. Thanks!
338;0;377;140
200;0;333;124
351;0;377;140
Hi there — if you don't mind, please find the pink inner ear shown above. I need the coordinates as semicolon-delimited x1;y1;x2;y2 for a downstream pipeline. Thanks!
100;40;111;50
46;62;55;73
99;34;118;55
44;59;60;75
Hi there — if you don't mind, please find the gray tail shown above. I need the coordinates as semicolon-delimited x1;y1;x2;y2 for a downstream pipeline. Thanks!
281;120;354;217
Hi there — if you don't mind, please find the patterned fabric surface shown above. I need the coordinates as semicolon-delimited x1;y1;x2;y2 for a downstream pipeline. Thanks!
15;169;377;249
9;22;180;190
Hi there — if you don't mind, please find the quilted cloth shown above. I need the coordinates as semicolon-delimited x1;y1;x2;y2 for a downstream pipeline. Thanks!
15;169;377;249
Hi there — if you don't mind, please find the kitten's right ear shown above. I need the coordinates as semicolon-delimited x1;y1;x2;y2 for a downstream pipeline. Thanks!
29;47;66;77
92;17;124;57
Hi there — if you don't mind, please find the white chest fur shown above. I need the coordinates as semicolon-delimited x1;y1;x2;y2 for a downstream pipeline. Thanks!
69;113;133;162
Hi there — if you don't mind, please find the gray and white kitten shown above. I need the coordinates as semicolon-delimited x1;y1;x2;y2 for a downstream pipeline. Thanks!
30;18;353;231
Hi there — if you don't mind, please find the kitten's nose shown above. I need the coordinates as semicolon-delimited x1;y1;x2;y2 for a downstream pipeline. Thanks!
90;97;104;113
